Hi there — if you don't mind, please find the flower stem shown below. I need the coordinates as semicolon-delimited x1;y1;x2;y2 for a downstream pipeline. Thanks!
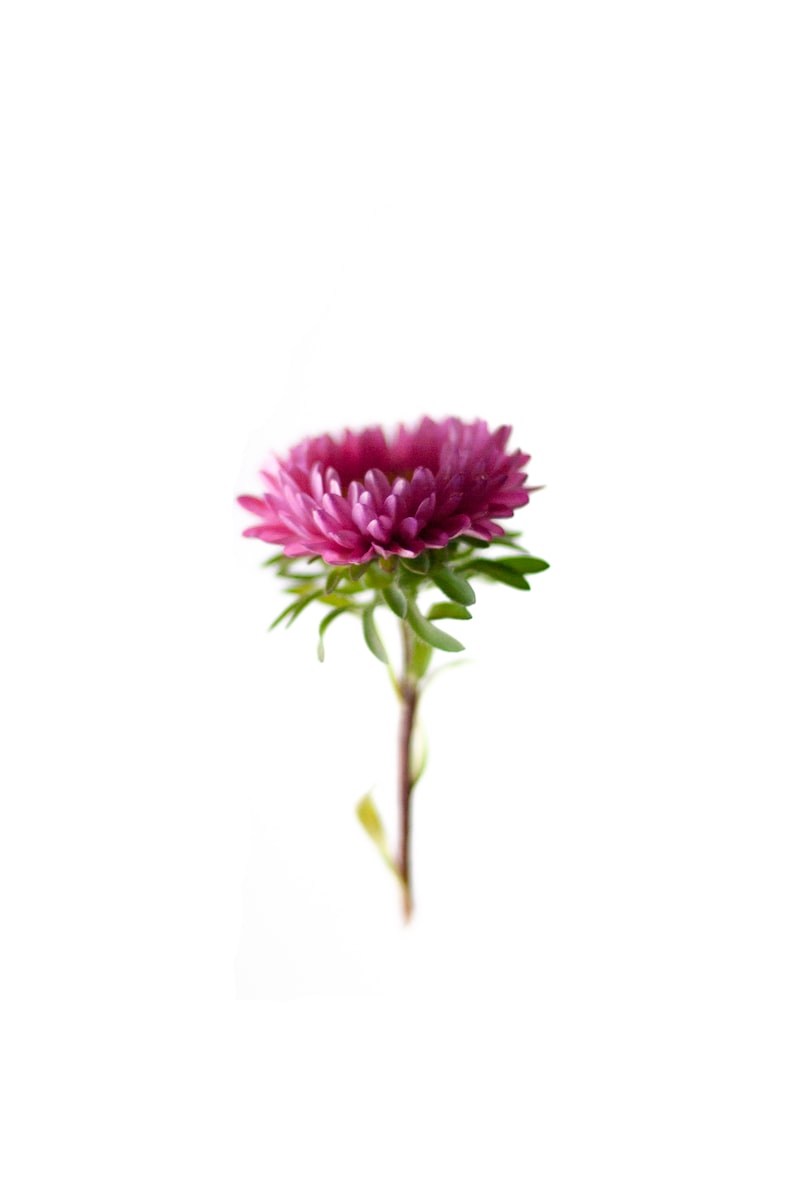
397;621;419;922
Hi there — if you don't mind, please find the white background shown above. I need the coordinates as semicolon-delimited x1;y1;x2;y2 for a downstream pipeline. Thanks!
2;1;798;1191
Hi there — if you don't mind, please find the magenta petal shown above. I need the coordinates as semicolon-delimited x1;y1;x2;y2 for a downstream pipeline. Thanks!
364;468;391;505
237;494;269;515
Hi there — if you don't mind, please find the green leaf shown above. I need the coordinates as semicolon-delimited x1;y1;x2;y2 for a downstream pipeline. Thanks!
356;793;403;883
349;563;370;582
383;583;408;618
362;605;389;663
285;581;322;595
487;539;527;553
261;551;286;567
410;722;428;787
285;591;320;625
317;606;350;661
406;598;465;652
268;592;318;630
430;565;476;606
409;636;434;681
268;600;300;630
464;560;531;590
316;592;358;609
427;601;472;621
489;555;549;574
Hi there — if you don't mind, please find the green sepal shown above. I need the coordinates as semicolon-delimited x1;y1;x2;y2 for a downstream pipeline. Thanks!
430;565;476;606
383;583;408;619
362;605;389;663
400;552;430;575
406;598;465;652
324;568;346;594
365;565;395;590
427;601;472;621
316;606;350;661
349;562;370;582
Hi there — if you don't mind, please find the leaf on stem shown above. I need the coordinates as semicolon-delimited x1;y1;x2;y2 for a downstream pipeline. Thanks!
317;606;350;661
430;565;476;606
356;793;404;883
383;583;408;619
268;592;317;630
410;636;434;681
406;598;465;652
462;560;531;590
489;555;550;574
362;605;389;663
286;591;321;625
410;722;429;788
427;601;472;621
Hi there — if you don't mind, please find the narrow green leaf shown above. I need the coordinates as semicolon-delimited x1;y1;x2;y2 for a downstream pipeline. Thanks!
406;598;465;652
410;723;428;788
285;581;320;595
383;583;408;618
317;606;350;661
489;555;549;574
316;592;359;609
261;551;285;567
464;560;531;589
423;657;473;689
286;591;320;625
362;605;389;663
349;563;370;582
268;598;303;630
410;636;434;681
268;592;318;630
427;601;472;621
356;794;404;883
431;565;476;606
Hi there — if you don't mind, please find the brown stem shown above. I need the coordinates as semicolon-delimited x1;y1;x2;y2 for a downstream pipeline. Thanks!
397;622;419;922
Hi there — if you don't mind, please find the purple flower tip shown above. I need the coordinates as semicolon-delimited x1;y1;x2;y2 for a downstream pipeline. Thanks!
238;416;536;565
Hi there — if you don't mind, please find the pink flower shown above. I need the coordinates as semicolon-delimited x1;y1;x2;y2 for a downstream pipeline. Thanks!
238;416;536;565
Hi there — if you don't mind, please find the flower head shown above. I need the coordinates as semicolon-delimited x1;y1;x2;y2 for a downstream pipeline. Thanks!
238;416;534;565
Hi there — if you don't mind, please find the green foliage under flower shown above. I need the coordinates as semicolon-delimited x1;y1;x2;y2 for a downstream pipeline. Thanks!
263;531;549;674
